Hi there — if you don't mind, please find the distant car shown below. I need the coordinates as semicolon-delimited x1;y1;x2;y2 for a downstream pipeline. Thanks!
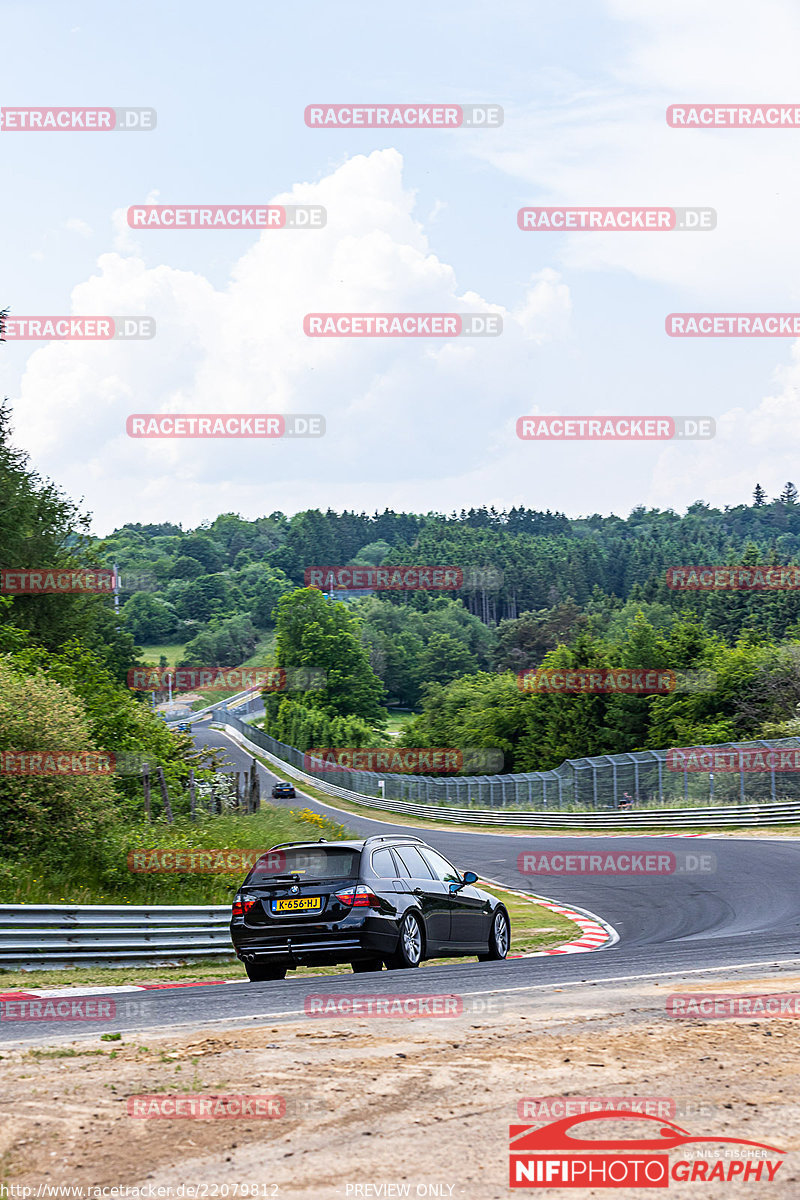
176;722;191;733
230;834;510;981
271;781;296;799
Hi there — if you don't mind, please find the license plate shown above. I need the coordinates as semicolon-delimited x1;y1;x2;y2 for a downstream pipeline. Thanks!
271;897;323;913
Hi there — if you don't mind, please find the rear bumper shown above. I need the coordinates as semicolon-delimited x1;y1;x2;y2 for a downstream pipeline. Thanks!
230;917;398;966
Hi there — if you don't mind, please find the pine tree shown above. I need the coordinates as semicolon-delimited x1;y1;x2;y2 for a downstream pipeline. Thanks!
753;483;767;506
779;482;799;505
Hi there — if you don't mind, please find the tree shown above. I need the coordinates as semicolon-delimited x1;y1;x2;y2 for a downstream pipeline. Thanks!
0;403;141;681
246;567;294;626
0;657;116;850
417;632;477;688
180;535;225;572
170;555;205;580
269;588;386;724
779;482;799;505
178;615;258;668
753;483;767;507
121;593;182;643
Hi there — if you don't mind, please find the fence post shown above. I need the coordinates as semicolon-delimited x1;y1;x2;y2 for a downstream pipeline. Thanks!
249;759;260;812
142;764;151;822
155;766;174;823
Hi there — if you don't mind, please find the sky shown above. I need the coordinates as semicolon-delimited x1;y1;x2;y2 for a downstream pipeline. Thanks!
2;0;800;534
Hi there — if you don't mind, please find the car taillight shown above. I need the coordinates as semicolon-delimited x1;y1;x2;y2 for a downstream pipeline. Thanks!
232;897;256;917
335;885;380;909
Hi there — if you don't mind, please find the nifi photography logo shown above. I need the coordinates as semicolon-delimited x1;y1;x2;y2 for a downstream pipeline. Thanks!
508;1110;784;1188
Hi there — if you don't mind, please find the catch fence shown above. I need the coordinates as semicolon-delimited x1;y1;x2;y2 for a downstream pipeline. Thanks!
214;707;800;812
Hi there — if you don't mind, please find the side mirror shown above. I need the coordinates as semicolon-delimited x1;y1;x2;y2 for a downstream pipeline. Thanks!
449;870;478;893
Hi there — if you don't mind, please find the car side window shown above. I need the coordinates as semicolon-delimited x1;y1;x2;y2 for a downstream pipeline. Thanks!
419;847;461;885
392;845;436;880
371;847;399;878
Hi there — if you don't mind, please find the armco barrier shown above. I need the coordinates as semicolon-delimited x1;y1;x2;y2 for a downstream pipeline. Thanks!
0;904;234;969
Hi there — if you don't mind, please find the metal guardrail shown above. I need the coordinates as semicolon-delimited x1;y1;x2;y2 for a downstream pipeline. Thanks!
0;904;234;969
219;721;800;828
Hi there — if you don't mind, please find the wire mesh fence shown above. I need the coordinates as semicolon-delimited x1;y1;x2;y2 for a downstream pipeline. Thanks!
215;708;800;812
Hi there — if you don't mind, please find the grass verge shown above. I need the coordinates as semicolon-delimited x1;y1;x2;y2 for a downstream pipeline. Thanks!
0;805;348;905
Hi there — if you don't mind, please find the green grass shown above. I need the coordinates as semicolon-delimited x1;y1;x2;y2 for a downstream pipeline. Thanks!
237;634;276;667
0;886;578;990
189;688;243;711
0;806;348;905
384;711;417;739
137;644;187;669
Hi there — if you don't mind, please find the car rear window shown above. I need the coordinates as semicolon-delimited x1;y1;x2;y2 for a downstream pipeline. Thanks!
247;846;361;884
371;847;400;878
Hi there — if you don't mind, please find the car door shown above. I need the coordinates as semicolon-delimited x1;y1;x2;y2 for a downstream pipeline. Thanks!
368;846;404;921
419;847;492;948
391;843;451;951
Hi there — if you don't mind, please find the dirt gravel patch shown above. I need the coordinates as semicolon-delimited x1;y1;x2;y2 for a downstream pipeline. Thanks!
2;970;799;1198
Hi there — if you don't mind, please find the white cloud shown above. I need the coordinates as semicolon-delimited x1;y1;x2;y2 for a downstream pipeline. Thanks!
651;340;800;508
470;2;800;304
12;150;571;530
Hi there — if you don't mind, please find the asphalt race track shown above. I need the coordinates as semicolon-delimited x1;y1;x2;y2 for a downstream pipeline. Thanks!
5;721;800;1043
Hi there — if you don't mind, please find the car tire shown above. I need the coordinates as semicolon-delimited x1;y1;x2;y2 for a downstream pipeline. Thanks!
245;962;287;982
352;958;384;973
386;911;424;969
478;908;510;962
